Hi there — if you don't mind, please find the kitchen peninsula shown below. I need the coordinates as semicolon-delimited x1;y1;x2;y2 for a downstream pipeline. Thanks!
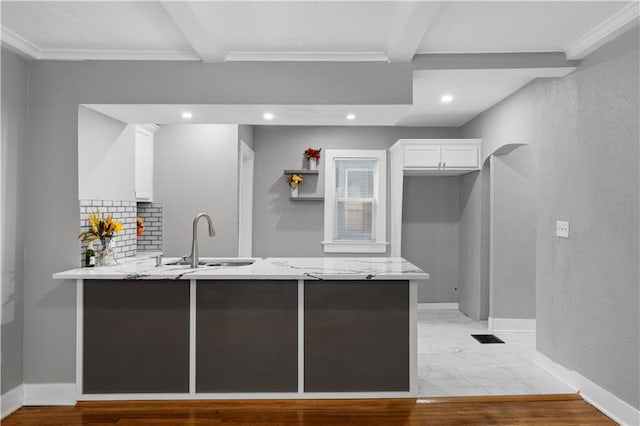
53;257;428;400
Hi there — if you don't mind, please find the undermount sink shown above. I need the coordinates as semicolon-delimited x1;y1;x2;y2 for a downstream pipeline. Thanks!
166;258;256;267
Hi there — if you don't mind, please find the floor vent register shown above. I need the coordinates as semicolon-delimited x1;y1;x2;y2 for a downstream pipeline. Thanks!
471;334;505;344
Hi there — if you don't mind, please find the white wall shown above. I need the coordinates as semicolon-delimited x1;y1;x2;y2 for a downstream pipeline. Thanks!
78;106;135;201
154;124;239;257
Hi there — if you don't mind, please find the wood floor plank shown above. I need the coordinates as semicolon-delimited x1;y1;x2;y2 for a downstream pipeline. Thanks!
3;395;615;425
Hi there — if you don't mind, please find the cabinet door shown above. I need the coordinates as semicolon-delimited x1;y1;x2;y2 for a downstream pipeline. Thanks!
135;128;154;201
305;280;409;392
441;145;479;169
196;280;298;393
404;145;441;168
83;280;190;394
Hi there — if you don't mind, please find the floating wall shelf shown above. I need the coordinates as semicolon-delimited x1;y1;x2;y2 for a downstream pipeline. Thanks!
284;169;319;175
289;196;324;201
284;170;323;201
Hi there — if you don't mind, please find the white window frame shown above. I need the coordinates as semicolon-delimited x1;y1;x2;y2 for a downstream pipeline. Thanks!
323;149;388;253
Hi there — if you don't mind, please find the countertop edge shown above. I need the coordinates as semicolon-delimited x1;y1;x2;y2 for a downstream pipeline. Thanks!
52;257;430;281
52;273;430;280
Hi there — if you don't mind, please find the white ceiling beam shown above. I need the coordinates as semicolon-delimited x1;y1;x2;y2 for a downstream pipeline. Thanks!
565;2;639;60
159;1;226;63
386;1;442;63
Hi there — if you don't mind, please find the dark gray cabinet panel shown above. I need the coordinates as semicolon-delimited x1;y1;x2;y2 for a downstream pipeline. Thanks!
196;280;298;392
83;280;190;394
304;280;409;392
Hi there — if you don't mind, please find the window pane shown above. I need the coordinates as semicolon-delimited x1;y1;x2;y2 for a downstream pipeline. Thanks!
335;159;375;199
336;201;373;240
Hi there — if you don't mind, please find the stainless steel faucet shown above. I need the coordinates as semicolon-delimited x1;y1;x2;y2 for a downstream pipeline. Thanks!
189;213;216;268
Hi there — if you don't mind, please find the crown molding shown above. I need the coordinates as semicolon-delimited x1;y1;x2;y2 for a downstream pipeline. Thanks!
565;2;640;60
223;51;388;62
1;26;42;59
33;49;200;61
1;25;201;61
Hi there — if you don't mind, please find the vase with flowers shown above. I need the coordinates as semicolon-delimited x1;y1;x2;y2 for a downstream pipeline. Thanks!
78;209;123;266
304;147;322;170
285;173;304;197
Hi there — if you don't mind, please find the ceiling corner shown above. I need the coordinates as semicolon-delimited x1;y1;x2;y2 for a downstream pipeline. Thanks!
1;25;41;59
159;1;226;63
386;2;442;63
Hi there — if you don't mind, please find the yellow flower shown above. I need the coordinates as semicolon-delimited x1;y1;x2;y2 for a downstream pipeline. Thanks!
78;209;123;242
285;173;304;188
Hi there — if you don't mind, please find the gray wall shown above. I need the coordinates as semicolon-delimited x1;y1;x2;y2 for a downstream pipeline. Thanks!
490;146;536;319
154;124;239;257
402;176;459;303
252;126;460;257
78;106;135;201
1;49;27;394
463;28;640;410
18;58;415;384
458;171;484;320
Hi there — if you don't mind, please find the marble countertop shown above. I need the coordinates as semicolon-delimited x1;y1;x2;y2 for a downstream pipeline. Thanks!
52;255;429;281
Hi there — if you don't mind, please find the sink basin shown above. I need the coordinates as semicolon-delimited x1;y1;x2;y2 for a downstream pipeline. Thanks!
166;258;256;267
203;260;255;267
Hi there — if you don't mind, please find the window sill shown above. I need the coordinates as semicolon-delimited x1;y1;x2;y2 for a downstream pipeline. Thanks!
321;241;389;254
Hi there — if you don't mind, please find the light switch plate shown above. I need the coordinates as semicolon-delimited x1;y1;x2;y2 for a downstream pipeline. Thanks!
556;221;569;238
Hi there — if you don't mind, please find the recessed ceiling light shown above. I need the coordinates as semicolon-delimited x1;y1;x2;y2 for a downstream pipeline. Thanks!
182;111;193;119
263;112;274;120
346;113;356;120
441;94;454;103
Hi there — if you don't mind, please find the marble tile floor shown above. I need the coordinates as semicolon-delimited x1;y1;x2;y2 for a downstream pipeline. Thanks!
417;309;573;397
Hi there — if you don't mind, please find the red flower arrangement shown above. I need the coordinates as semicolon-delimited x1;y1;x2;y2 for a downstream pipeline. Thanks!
304;147;322;161
136;217;145;237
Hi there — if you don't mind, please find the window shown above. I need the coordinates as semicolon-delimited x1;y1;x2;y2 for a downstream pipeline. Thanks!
323;149;387;253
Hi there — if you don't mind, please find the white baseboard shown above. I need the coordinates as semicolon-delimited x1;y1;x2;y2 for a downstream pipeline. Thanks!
488;317;536;332
418;303;459;310
23;383;76;406
1;384;24;419
534;352;640;426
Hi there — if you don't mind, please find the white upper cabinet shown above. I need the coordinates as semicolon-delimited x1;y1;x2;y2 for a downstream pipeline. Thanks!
404;145;441;168
441;145;479;169
135;124;158;202
401;139;481;172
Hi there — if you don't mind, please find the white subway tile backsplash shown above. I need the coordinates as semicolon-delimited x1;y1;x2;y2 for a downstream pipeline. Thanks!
137;202;163;252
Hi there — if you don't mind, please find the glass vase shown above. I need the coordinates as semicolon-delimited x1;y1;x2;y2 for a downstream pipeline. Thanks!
291;186;299;198
308;158;318;170
98;237;116;266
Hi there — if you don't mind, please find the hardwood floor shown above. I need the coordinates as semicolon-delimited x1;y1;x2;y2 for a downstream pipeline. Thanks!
3;394;615;425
